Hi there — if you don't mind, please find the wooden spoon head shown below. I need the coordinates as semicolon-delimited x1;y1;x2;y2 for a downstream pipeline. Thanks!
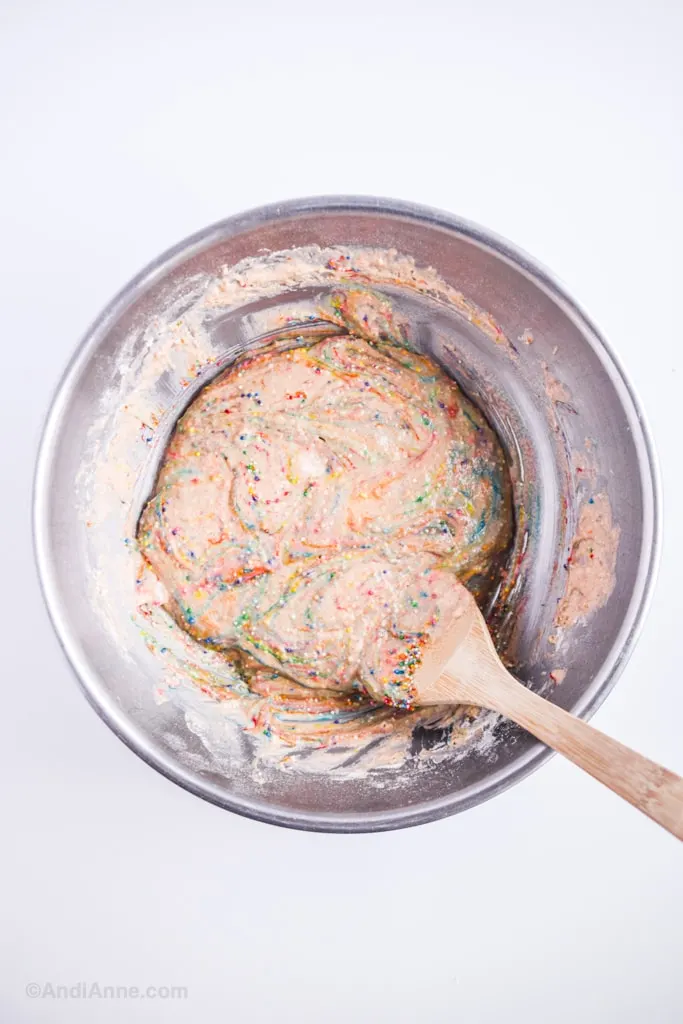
408;583;478;700
407;582;508;708
362;580;503;709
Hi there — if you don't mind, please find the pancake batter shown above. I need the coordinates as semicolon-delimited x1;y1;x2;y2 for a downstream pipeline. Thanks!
138;293;512;734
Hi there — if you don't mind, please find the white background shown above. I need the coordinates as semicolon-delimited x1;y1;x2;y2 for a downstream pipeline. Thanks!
1;2;681;1021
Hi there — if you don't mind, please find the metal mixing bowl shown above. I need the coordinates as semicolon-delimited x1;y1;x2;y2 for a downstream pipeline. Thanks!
34;197;660;832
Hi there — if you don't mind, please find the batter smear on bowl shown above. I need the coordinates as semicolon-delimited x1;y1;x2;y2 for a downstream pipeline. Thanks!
137;292;512;753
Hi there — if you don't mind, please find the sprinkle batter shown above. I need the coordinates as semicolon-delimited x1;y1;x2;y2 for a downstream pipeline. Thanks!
138;297;512;734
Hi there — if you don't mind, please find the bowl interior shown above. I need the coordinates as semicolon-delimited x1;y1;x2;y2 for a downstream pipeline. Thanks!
35;199;657;830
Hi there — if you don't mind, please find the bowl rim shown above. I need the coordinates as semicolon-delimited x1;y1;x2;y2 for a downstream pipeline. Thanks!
33;195;662;833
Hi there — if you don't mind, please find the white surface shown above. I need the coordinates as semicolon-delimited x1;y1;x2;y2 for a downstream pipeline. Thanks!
1;2;682;1021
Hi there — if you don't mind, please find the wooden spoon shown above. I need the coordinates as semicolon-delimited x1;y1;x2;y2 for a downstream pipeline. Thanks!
409;587;683;841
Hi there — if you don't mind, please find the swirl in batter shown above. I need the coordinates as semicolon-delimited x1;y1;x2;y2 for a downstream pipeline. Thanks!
138;295;512;747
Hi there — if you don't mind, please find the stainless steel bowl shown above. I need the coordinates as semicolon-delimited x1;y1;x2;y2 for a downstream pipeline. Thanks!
34;197;660;832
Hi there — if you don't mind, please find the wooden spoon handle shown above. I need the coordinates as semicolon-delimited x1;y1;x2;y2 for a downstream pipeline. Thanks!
441;667;683;841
